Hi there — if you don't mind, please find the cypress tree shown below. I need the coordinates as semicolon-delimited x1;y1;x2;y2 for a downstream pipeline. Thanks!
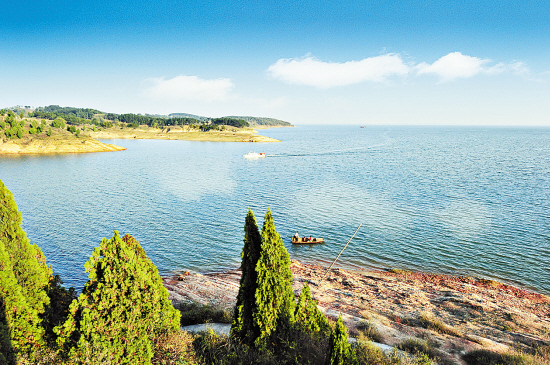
230;209;262;344
0;242;44;364
326;315;354;365
56;232;181;364
295;283;330;337
0;180;52;318
253;209;295;347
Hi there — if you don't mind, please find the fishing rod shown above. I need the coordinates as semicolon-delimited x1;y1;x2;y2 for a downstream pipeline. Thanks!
320;223;362;282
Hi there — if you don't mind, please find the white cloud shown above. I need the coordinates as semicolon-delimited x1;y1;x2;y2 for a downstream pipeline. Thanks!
416;52;528;82
143;75;234;102
267;54;410;88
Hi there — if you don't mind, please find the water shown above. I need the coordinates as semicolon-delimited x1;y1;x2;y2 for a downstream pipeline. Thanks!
0;125;549;294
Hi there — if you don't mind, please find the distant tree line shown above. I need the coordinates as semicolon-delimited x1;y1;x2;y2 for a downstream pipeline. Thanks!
26;105;251;129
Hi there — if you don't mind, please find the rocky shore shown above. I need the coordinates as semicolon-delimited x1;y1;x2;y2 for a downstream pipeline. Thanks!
164;261;550;364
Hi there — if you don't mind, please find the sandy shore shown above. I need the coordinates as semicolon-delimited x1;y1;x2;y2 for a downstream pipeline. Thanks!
88;126;280;143
164;260;549;364
0;134;125;154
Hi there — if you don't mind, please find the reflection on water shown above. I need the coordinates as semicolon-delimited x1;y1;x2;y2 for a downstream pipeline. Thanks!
0;126;549;294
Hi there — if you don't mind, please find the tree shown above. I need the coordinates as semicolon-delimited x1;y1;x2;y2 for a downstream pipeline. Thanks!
0;179;51;320
0;179;51;363
295;283;330;337
326;315;355;365
56;232;181;364
231;209;262;344
253;209;295;347
0;243;44;364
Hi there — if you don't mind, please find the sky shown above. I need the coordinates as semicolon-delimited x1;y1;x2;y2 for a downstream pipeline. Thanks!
1;0;550;125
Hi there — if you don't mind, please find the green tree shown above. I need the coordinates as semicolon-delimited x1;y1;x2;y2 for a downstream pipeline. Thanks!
295;283;330;337
0;180;52;320
326;315;354;365
231;209;262;344
253;209;295;348
56;232;181;364
0;243;45;364
46;127;52;136
0;179;51;363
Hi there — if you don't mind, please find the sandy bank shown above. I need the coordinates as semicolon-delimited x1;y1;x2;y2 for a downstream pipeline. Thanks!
88;126;280;143
0;135;125;154
164;261;549;364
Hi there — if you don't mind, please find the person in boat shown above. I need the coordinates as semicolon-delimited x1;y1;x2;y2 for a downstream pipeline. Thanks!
302;236;307;242
309;235;313;242
293;232;299;242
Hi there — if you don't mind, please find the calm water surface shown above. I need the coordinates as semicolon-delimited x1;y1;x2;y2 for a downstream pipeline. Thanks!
1;126;549;294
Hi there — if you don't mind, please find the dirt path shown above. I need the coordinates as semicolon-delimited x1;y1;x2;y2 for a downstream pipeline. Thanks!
164;261;549;364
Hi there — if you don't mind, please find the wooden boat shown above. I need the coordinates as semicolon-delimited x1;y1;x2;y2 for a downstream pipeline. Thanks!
291;237;324;244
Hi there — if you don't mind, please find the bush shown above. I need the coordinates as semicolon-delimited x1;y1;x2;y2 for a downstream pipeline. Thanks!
356;320;382;343
418;312;461;337
176;302;232;326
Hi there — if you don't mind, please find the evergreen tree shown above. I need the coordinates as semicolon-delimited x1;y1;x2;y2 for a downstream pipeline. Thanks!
56;231;181;364
0;242;44;364
326;315;355;365
253;209;295;347
231;209;262;344
0;179;52;319
295;283;330;337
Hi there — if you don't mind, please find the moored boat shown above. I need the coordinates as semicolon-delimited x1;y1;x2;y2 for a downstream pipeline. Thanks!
291;237;324;244
243;152;266;159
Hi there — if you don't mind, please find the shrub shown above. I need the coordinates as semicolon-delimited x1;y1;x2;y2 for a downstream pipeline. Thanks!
176;302;232;326
326;315;355;365
356;320;383;343
56;232;181;364
418;312;461;337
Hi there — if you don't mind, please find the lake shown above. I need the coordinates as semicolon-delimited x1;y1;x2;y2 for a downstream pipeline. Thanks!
1;125;549;294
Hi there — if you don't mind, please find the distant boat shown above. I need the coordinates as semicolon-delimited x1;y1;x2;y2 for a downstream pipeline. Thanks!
243;152;266;159
360;126;366;128
291;237;324;244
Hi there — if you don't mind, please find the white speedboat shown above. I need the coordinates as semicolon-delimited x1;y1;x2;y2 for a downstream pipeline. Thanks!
243;152;266;159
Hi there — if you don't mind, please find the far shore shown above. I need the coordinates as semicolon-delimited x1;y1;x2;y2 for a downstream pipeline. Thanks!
164;260;550;364
0;124;284;155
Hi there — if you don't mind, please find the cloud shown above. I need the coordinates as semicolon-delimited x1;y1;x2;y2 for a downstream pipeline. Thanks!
416;52;528;82
267;54;409;88
143;75;234;102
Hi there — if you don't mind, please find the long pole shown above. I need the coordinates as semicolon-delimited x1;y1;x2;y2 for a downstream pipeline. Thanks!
321;223;362;282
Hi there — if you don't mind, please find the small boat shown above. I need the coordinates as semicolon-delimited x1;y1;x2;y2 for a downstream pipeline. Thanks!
360;126;366;128
291;237;324;244
243;152;266;159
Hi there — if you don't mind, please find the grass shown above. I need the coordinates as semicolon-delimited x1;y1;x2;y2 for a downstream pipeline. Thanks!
462;348;550;365
418;312;462;337
175;302;233;326
356;320;383;343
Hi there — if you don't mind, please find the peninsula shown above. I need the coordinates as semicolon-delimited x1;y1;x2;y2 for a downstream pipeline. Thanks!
0;106;291;154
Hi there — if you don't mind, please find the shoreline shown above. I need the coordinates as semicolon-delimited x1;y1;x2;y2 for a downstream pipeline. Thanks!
164;260;550;364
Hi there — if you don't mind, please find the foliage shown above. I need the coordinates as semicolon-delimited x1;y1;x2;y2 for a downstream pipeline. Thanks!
51;117;66;129
176;302;232;326
326;315;354;365
210;117;249;128
231;209;263;344
0;180;52;320
42;274;76;345
356;320;382;343
417;312;461;337
46;127;52;137
463;349;543;365
56;232;181;364
294;283;331;337
253;209;295;348
152;330;198;365
0;179;53;363
0;242;44;363
226;116;292;127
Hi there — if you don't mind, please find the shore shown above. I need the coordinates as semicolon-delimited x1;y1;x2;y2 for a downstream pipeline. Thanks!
0;133;125;154
87;125;280;143
0;124;281;155
164;260;550;364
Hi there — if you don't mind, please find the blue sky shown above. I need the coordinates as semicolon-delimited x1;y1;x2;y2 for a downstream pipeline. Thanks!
2;0;549;125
